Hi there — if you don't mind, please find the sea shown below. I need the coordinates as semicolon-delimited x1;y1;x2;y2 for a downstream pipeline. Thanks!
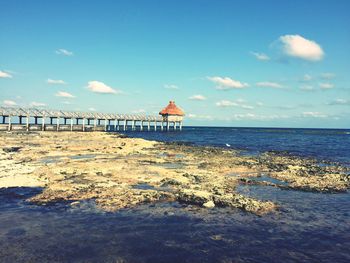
0;127;349;262
125;126;350;166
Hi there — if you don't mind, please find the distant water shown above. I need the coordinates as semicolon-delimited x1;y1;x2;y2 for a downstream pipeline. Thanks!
125;127;350;165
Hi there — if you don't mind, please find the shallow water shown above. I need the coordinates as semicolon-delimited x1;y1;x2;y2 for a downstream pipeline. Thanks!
254;174;290;186
40;154;98;164
0;186;349;262
156;162;185;169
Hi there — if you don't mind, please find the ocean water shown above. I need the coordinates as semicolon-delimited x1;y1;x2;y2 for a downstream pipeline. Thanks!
1;127;350;262
0;187;349;263
124;127;350;165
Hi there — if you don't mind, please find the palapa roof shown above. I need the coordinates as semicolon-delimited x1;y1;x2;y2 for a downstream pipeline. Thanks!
159;101;185;116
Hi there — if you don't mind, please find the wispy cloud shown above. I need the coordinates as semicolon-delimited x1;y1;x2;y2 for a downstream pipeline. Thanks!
87;81;121;94
216;99;254;109
30;102;46;107
278;34;324;61
301;74;312;82
321;72;336;79
164;84;179;90
319;82;334;89
302;112;328;118
187;114;213;120
55;49;73;56
231;113;289;121
0;70;13;78
216;100;237;107
207;76;248;90
250;52;270;61
256;81;283;88
300;85;315;91
189;94;207;101
3;100;17;106
88;107;97;111
327;99;350;106
55;91;75;98
47;78;66;85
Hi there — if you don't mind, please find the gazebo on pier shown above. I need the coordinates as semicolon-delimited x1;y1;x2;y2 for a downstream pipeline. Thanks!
0;102;185;132
159;101;185;131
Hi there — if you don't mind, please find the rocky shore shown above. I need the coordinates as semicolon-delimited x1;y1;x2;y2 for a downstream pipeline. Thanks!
0;132;349;215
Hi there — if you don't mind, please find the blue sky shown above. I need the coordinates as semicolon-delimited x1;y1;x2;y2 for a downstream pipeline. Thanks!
0;0;349;128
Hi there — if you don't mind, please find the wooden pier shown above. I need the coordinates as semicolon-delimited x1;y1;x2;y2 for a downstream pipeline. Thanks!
0;107;183;132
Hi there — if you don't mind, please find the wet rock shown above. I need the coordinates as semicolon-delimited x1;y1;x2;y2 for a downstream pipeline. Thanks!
203;200;215;208
161;178;185;186
15;157;33;164
213;193;276;215
164;211;175;216
177;189;212;205
3;146;22;153
182;173;203;183
212;186;225;195
2;130;348;217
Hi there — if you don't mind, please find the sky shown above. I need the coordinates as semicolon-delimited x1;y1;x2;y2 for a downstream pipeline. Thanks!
0;0;349;128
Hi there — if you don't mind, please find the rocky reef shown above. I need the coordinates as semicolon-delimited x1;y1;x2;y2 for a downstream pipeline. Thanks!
0;132;348;215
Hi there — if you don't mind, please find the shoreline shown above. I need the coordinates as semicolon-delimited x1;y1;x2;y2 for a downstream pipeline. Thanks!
0;131;349;215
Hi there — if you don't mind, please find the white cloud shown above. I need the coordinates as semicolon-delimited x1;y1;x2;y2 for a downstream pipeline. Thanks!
231;113;288;121
241;104;254;110
207;76;249;90
302;74;312;82
55;91;75;98
216;100;237;107
164;84;179;90
88;107;97;111
87;81;120;94
250;52;270;61
236;98;245;103
256;102;264;106
302;112;328;118
0;70;12;78
279;34;324;61
187;114;213;120
232;113;259;120
256;81;283;88
55;49;73;56
300;85;315;91
30;102;46;107
321;73;336;79
327;99;350;106
189;94;207;101
319;82;334;89
47;78;66;85
216;99;254;109
3;100;17;106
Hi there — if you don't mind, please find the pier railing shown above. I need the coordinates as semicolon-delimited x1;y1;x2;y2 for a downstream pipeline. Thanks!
0;107;183;132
